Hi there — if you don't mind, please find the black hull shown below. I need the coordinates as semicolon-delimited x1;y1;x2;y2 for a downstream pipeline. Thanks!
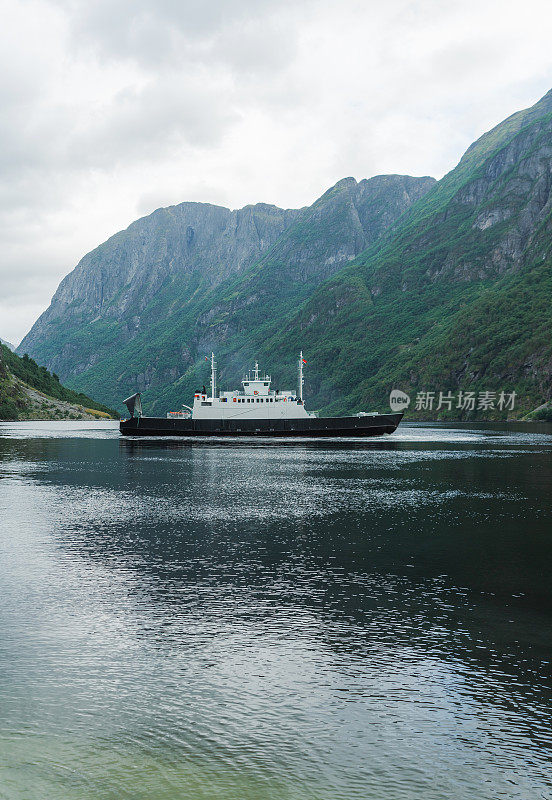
120;413;403;438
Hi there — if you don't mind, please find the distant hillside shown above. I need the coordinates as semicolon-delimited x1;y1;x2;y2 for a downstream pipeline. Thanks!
0;337;14;351
0;344;116;420
18;174;435;412
18;90;552;421
266;89;552;418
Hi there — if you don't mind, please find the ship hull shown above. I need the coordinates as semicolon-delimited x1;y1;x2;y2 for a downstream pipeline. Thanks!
120;413;403;438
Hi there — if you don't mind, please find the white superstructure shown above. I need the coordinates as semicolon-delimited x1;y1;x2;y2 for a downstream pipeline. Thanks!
190;353;313;421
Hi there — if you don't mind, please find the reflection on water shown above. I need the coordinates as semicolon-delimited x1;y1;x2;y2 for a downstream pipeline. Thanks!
0;421;551;799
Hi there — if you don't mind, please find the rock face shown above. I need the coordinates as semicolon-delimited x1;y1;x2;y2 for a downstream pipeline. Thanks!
20;201;300;362
188;174;436;356
18;174;435;409
268;89;552;415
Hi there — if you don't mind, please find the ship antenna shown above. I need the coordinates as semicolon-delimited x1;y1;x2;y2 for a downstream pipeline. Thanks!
211;352;217;399
298;351;304;402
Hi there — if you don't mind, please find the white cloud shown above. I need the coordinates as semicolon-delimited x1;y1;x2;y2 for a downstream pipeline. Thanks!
1;0;552;344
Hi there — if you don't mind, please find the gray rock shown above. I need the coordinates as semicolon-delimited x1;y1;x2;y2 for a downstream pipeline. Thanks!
18;175;436;408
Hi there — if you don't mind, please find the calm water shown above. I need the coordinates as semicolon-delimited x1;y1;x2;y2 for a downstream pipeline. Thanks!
0;421;551;799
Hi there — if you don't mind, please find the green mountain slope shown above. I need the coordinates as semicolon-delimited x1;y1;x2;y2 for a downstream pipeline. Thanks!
0;344;116;420
17;90;552;420
18;175;434;412
18;201;301;385
264;90;552;418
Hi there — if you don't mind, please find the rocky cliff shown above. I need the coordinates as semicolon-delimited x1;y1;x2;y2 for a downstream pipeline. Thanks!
268;89;552;416
19;201;300;375
19;174;435;410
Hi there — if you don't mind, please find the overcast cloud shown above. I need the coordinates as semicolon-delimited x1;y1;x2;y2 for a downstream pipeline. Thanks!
1;0;552;345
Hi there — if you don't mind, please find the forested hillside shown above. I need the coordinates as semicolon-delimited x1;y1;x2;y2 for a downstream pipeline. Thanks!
269;89;552;417
0;344;116;420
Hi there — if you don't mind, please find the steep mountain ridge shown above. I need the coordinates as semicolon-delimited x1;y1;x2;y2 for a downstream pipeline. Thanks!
187;175;435;360
19;174;435;410
264;91;552;415
19;201;301;378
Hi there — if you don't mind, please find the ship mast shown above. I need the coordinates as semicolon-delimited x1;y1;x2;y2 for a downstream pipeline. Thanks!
210;352;217;399
298;351;304;402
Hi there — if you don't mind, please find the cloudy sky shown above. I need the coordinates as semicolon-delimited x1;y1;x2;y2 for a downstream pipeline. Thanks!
2;0;552;346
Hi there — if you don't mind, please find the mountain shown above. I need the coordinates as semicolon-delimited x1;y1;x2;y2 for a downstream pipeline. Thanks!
19;201;301;375
19;90;552;421
0;337;14;350
266;89;552;417
18;174;435;411
0;343;116;420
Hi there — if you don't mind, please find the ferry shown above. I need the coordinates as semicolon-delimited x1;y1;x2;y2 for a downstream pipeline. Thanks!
120;353;403;437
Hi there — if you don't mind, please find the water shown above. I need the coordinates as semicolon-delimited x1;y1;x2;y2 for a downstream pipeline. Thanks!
0;421;551;799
